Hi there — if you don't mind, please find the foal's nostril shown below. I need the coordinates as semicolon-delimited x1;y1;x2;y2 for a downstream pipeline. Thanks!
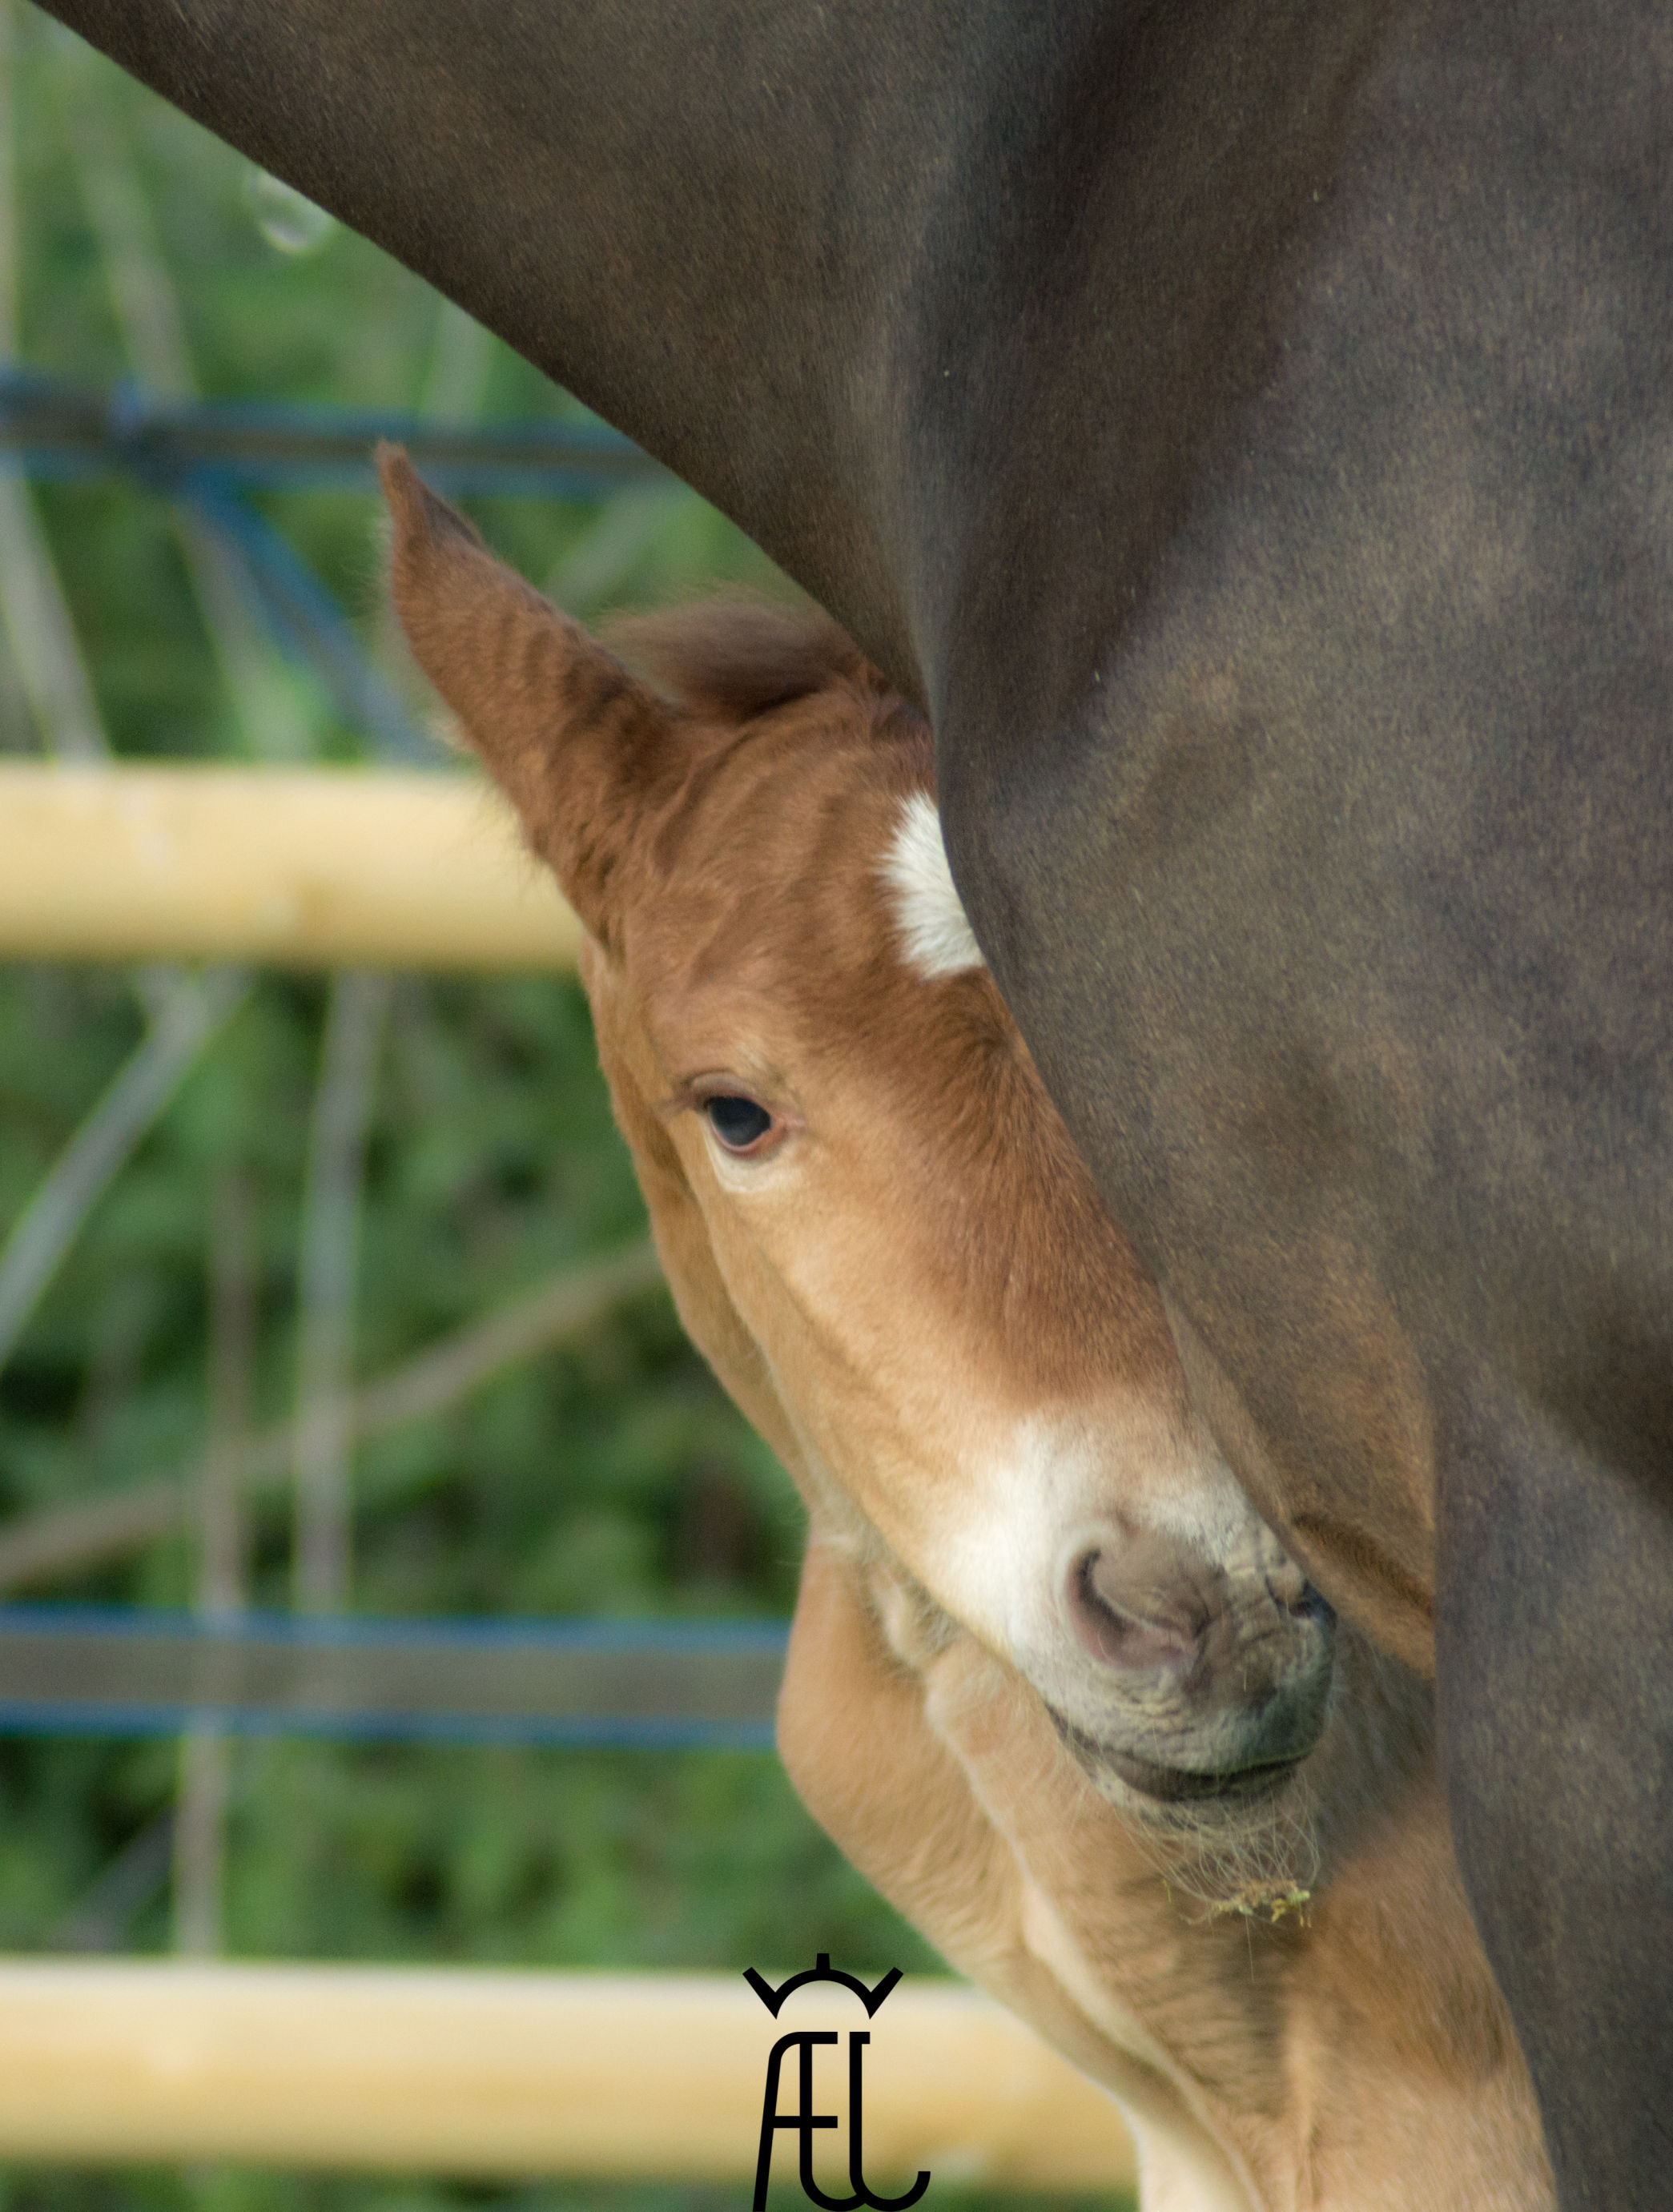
1288;1582;1335;1625
1067;1545;1209;1673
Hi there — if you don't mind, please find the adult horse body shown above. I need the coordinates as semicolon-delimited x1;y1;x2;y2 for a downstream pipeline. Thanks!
34;5;1673;2198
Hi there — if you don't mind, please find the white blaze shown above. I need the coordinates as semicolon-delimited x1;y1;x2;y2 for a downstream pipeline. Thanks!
881;792;987;980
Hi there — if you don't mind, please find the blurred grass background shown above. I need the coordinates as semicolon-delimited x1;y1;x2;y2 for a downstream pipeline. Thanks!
0;6;1130;2210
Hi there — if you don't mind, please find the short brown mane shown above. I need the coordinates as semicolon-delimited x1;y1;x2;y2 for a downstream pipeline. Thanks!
604;593;880;721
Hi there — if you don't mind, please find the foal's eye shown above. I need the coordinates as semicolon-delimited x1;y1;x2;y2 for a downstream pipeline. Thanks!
702;1095;776;1153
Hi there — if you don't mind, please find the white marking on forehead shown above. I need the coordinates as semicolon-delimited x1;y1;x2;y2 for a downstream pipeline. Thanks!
880;792;987;980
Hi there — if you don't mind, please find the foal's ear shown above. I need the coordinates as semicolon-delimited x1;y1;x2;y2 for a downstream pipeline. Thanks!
379;444;678;942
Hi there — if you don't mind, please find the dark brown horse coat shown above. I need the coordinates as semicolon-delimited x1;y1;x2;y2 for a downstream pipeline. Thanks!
34;6;1673;2200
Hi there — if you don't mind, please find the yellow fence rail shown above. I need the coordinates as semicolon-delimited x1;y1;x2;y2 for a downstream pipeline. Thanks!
0;1963;1136;2188
0;764;581;972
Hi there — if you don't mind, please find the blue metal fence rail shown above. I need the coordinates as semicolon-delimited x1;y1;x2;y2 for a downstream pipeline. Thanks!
0;364;668;499
0;1606;786;1752
0;362;676;765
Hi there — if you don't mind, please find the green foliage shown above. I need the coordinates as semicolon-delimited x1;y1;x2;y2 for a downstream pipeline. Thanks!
0;10;1129;2210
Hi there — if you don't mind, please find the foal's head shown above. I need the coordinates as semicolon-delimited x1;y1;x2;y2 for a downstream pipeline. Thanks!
381;451;1335;1830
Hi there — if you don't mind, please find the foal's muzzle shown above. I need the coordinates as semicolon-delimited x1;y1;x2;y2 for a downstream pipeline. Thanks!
1051;1527;1337;1807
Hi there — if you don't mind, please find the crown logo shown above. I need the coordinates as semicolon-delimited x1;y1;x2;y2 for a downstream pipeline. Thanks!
743;1953;903;2018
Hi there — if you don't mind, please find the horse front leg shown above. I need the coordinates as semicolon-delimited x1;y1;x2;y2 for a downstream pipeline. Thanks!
1437;1373;1673;2212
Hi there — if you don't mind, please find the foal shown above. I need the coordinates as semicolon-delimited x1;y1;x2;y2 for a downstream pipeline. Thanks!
380;452;1549;2212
